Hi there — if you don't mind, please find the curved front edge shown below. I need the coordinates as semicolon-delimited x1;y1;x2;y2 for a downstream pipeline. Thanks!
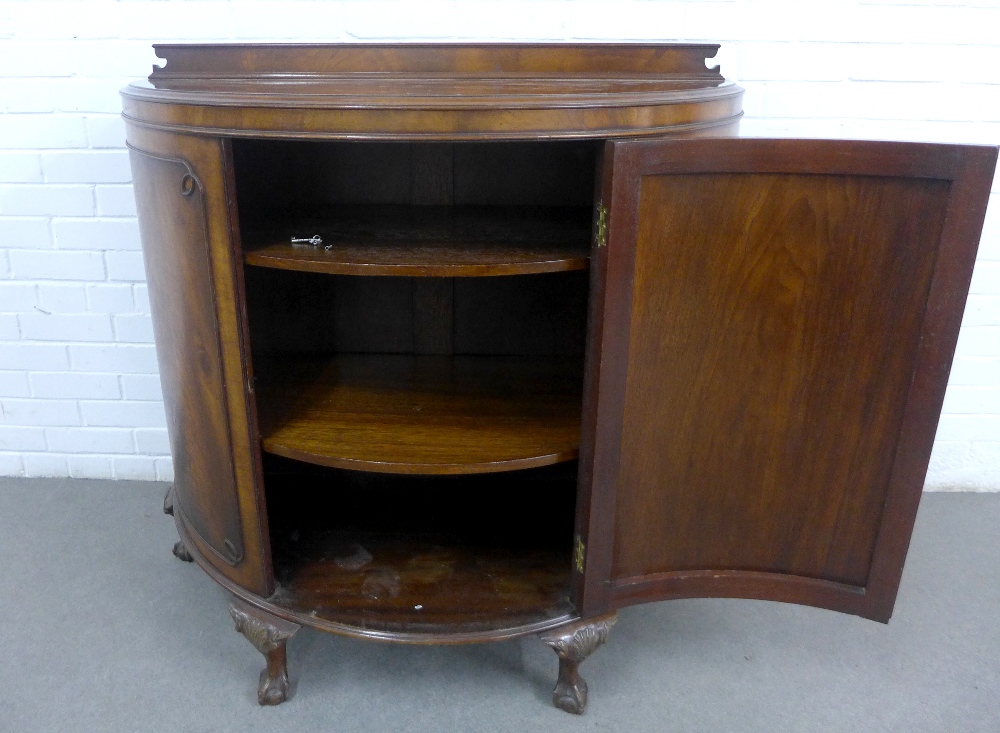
128;127;272;596
119;88;744;142
610;571;869;618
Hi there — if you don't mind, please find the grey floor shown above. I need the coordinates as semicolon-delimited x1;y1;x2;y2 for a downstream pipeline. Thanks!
1;480;998;733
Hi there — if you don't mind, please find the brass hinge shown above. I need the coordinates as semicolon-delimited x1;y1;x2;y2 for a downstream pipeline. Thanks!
593;202;608;248
574;534;586;574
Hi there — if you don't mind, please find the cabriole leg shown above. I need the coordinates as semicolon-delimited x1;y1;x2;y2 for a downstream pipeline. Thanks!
228;597;301;706
163;486;194;562
538;611;617;714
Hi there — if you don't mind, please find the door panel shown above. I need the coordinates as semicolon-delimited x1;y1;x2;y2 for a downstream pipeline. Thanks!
130;145;269;594
580;139;996;621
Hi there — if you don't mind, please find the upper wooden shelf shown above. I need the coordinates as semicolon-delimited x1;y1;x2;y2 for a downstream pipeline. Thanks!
243;205;592;277
255;353;583;475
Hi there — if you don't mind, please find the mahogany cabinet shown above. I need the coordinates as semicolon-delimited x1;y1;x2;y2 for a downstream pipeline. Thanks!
122;43;997;713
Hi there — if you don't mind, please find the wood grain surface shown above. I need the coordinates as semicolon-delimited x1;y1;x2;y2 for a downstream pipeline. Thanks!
129;148;248;567
616;172;948;586
243;205;591;277
258;459;578;640
256;354;584;474
269;532;574;635
120;44;743;140
580;138;997;621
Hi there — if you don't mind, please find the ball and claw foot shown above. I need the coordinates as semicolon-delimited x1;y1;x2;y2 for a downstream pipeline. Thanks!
552;667;589;715
229;597;301;706
538;611;618;715
257;665;290;706
172;541;194;562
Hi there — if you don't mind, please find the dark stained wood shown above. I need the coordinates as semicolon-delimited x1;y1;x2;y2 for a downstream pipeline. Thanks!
410;144;454;205
125;43;1000;717
123;42;770;710
245;271;414;356
229;597;301;705
255;354;584;474
129;147;248;569
573;148;611;609
243;269;590;358
219;137;276;589
538;612;617;714
452;142;599;206
620;173;949;587
581;138;998;621
243;205;591;277
187;521;580;644
121;44;743;141
452;271;590;357
127;126;274;597
255;459;580;643
863;142;998;619
259;459;579;639
268;532;574;637
148;43;728;77
231;141;598;221
412;278;454;355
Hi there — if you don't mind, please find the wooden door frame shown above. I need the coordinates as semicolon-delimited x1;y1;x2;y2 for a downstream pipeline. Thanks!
576;138;996;621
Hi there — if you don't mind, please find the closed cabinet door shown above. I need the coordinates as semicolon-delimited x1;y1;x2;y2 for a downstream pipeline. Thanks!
576;138;996;622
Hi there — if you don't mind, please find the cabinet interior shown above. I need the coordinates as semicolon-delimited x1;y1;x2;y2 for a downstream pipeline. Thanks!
231;139;599;634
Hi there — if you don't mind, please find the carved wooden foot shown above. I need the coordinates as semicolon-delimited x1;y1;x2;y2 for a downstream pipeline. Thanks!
229;597;301;706
163;486;195;562
538;611;617;714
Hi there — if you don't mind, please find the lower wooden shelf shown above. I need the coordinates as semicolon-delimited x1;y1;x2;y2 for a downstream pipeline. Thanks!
268;529;575;639
255;354;584;474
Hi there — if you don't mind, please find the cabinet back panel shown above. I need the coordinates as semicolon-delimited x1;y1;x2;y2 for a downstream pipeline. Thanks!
453;272;589;355
245;268;589;357
232;140;598;223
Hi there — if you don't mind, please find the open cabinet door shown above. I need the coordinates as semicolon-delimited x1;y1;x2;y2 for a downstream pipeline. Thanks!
577;138;996;622
130;136;273;597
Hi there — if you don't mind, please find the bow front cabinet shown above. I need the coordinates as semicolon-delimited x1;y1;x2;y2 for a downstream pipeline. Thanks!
122;43;997;713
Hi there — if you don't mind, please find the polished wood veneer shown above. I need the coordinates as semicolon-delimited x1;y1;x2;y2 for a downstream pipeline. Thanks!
255;354;583;474
123;43;743;140
124;43;996;714
271;533;574;638
244;205;591;277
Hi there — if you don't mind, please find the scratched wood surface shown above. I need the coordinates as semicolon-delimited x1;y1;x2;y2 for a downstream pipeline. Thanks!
263;460;578;639
243;205;591;277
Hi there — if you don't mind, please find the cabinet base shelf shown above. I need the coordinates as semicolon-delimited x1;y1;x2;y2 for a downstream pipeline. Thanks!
177;510;577;643
270;530;576;641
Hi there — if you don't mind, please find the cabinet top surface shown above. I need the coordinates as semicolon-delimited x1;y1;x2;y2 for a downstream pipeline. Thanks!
121;43;743;140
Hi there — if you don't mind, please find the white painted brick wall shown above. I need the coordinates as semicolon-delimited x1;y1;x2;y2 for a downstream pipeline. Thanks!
0;0;998;489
